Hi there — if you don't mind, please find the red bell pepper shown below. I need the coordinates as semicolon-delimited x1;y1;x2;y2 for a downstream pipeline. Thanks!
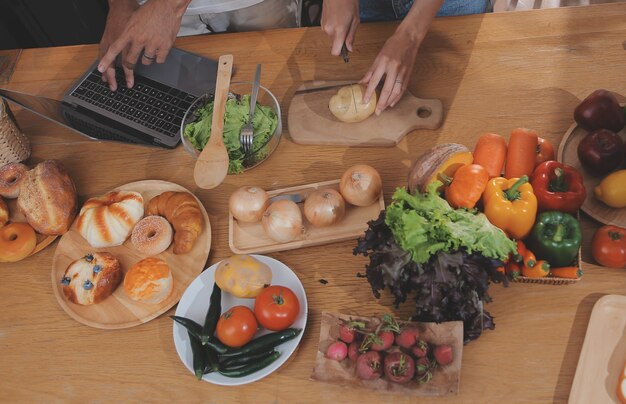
530;161;586;214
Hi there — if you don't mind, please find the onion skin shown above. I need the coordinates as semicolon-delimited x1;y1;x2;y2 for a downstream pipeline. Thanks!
339;164;382;207
229;186;270;223
304;188;346;227
262;199;302;242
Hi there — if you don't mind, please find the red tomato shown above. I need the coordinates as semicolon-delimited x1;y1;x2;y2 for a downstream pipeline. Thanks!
591;225;626;268
254;285;300;331
535;137;555;167
216;305;258;348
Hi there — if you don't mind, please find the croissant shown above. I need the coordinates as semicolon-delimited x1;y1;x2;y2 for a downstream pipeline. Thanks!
147;191;203;254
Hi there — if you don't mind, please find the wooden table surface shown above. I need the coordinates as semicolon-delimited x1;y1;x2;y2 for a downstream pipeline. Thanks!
2;3;626;402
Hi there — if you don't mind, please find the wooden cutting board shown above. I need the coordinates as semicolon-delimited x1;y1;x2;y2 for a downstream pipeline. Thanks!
288;80;443;147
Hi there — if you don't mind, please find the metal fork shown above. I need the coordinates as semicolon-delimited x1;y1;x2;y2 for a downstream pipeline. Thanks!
240;64;261;153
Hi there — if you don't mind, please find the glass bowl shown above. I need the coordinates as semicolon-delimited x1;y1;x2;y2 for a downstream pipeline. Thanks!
180;82;282;173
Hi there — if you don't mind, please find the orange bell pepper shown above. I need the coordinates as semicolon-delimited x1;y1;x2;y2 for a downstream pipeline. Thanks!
483;176;538;240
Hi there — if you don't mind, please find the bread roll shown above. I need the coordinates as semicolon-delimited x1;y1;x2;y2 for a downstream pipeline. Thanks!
77;191;144;248
61;252;122;305
123;257;173;304
329;84;377;123
17;160;77;235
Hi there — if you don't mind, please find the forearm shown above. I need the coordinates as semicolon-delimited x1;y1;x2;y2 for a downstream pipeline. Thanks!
396;0;445;44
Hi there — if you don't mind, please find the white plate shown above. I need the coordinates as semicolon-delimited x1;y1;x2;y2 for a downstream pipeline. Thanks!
173;254;308;386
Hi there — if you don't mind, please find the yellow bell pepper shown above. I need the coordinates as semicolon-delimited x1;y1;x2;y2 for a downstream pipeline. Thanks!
595;169;626;208
483;176;538;240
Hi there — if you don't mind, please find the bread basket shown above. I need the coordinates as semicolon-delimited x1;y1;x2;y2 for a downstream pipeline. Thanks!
0;98;30;165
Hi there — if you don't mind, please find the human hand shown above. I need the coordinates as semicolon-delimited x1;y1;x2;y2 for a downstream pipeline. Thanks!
320;0;359;57
360;31;419;115
99;0;138;91
98;0;189;89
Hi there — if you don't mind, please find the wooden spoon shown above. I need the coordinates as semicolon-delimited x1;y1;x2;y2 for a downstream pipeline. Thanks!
193;54;234;189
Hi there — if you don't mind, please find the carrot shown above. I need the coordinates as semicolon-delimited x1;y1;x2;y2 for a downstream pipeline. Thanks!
521;259;550;278
473;133;507;178
504;128;539;179
550;266;582;279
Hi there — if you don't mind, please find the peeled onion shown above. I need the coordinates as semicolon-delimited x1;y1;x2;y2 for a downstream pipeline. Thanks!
229;186;270;223
304;188;346;227
339;164;382;207
262;199;303;242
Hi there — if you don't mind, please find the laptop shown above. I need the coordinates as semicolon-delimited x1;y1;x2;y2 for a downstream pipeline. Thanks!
0;47;218;148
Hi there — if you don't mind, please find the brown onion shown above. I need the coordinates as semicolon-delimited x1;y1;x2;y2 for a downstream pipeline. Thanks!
229;186;270;223
339;164;382;206
262;199;302;242
304;188;345;227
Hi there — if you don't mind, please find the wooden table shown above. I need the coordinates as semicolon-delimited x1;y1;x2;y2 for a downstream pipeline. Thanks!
2;3;626;402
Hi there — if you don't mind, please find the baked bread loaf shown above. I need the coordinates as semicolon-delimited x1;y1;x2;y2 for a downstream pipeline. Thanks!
0;196;8;227
146;191;203;254
77;191;144;248
123;257;173;304
17;160;77;235
61;252;122;305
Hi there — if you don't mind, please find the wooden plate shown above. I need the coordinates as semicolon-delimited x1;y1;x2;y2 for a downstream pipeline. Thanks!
311;312;463;396
4;198;58;258
569;294;626;403
51;180;212;329
228;179;384;255
557;120;626;227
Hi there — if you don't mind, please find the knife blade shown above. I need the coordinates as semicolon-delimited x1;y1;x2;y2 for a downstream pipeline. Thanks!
340;44;349;63
293;82;356;95
270;193;303;203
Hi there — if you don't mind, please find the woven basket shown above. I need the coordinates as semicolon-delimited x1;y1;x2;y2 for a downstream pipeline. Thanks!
0;98;30;165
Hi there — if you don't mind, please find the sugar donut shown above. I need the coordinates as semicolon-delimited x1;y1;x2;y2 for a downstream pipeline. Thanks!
0;163;28;199
131;215;173;256
0;222;37;262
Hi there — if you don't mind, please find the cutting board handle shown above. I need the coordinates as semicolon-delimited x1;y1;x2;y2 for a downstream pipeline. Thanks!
402;96;444;131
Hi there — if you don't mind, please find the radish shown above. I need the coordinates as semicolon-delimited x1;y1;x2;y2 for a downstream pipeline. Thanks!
395;327;420;349
339;325;356;344
411;340;429;358
356;351;383;380
348;341;360;362
433;344;453;366
326;341;348;361
383;352;415;384
369;331;394;351
415;356;431;376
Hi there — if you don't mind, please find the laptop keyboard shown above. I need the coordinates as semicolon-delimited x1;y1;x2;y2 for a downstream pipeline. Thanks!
69;68;197;138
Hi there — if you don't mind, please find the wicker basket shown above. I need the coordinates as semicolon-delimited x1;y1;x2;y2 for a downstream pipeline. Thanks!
0;98;30;165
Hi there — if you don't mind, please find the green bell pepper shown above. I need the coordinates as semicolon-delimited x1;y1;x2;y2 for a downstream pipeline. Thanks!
526;211;582;267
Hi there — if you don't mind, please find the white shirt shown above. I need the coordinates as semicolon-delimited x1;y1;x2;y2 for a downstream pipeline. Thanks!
184;0;264;14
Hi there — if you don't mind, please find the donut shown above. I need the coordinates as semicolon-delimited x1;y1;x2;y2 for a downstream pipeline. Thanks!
0;222;37;262
0;197;8;227
0;163;28;199
131;215;173;256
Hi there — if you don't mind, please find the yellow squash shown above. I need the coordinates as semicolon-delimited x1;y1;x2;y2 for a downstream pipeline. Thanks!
214;254;272;298
595;170;626;208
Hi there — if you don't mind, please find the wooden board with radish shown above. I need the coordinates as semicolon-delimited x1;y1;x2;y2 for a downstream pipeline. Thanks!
311;312;462;396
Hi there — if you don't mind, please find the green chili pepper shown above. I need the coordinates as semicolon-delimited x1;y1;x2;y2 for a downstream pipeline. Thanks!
188;331;207;380
218;351;281;377
201;283;222;345
526;211;582;267
171;316;204;341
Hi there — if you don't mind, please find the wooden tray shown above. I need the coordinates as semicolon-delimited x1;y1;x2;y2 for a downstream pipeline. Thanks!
288;80;443;147
557;116;626;227
228;179;384;254
5;198;57;258
51;180;212;329
569;294;626;403
311;312;463;396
